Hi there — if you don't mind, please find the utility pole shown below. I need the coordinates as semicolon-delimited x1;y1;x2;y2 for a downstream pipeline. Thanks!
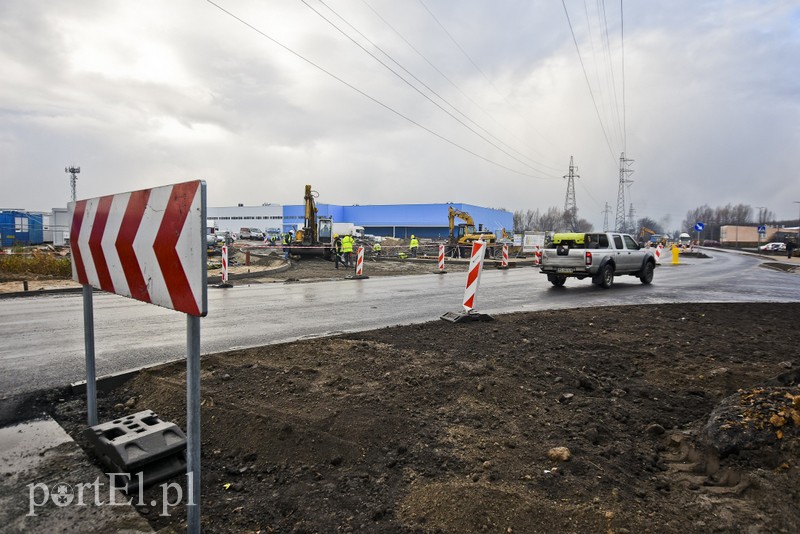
65;165;81;202
627;203;636;235
563;156;578;231
602;202;612;232
614;152;634;232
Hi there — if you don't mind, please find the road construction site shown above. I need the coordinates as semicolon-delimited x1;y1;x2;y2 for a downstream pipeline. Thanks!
1;249;799;533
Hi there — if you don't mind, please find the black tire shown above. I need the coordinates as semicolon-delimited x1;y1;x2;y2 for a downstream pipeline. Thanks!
549;274;567;287
639;261;654;284
597;264;614;289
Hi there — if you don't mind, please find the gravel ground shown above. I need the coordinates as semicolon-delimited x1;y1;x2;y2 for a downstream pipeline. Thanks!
23;301;800;534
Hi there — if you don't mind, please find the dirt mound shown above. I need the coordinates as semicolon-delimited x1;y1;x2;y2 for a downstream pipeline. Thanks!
43;302;800;533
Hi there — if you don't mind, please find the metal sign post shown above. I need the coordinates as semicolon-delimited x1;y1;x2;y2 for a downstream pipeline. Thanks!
187;314;202;532
70;180;207;534
82;285;98;426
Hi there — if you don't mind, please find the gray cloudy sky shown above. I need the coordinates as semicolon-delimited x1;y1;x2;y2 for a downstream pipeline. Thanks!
1;0;799;231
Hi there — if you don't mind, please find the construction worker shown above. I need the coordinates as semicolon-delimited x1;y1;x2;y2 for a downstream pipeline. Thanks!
409;234;419;258
283;231;293;259
333;233;343;269
341;232;355;267
372;241;382;258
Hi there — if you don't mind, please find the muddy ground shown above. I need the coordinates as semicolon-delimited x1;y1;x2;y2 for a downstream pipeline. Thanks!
22;298;797;534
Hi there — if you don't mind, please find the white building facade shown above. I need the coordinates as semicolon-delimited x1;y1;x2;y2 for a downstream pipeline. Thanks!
207;204;283;236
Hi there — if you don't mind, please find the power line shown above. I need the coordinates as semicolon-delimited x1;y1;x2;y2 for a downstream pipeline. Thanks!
620;0;627;154
409;0;565;170
307;0;561;178
562;0;618;165
597;0;624;150
203;0;553;180
417;0;495;93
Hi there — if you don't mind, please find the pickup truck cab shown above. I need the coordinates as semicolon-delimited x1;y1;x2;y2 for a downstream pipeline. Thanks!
540;232;656;288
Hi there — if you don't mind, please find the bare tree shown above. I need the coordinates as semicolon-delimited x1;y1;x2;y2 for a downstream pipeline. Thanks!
513;209;541;232
575;218;594;232
539;206;567;233
637;217;664;236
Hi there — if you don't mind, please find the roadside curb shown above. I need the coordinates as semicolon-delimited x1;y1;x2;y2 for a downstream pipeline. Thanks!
0;262;295;299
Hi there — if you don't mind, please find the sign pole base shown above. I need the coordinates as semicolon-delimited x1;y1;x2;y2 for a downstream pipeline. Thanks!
440;309;494;323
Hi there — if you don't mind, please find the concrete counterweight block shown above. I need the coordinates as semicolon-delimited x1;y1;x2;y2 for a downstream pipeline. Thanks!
83;409;187;492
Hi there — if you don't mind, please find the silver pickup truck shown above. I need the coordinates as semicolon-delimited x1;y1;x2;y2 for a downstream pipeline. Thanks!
539;232;656;288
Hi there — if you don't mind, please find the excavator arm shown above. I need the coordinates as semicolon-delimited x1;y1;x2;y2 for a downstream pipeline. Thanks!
448;206;476;240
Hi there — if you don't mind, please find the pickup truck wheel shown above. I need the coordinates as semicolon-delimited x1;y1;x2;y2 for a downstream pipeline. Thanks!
548;274;567;287
639;262;654;284
597;264;614;289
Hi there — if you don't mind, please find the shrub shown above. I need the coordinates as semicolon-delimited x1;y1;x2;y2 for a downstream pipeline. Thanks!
0;251;72;278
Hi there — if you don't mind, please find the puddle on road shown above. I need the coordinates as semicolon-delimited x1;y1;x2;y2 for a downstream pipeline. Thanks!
0;418;72;477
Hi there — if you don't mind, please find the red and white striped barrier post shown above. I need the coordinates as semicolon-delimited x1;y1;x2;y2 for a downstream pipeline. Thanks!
654;244;663;262
441;240;493;322
436;244;447;274
218;245;233;287
355;246;364;276
463;240;486;311
349;246;369;280
497;244;509;269
222;245;229;283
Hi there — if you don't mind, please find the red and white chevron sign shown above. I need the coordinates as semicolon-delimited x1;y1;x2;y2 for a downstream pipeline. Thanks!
69;180;207;317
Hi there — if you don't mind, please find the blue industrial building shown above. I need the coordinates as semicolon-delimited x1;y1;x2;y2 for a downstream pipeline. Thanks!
0;210;44;247
282;203;513;240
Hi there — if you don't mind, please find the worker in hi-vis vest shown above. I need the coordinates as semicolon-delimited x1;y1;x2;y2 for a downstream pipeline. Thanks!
341;233;355;267
409;235;419;258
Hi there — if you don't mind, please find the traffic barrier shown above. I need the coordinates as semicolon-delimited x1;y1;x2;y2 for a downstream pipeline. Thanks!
497;244;509;269
441;240;493;323
534;245;542;265
436;244;447;274
84;410;187;492
348;246;369;280
654;244;663;262
216;245;233;288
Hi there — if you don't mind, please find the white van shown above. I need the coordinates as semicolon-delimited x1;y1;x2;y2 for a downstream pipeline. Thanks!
240;227;265;240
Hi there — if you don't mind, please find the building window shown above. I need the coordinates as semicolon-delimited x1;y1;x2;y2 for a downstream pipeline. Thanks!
15;217;28;233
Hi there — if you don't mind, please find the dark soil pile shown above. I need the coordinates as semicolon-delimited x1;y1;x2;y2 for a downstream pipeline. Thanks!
40;302;800;533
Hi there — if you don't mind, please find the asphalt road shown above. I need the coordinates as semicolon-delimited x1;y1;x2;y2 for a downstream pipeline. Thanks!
1;250;798;396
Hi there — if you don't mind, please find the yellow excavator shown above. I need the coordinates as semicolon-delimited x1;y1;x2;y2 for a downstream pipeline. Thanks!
289;184;334;260
639;226;666;246
448;206;497;257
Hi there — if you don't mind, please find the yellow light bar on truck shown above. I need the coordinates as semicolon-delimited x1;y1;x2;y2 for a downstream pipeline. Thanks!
551;233;585;245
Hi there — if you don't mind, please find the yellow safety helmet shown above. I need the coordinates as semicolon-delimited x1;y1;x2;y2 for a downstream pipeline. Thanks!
411;234;415;239
334;233;339;238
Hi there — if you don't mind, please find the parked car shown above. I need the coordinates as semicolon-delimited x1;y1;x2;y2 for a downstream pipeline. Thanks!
758;242;786;252
239;227;265;240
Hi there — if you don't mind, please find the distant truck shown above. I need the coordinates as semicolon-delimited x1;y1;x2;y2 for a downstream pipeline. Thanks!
539;232;657;289
207;220;220;247
332;222;365;238
239;227;265;240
